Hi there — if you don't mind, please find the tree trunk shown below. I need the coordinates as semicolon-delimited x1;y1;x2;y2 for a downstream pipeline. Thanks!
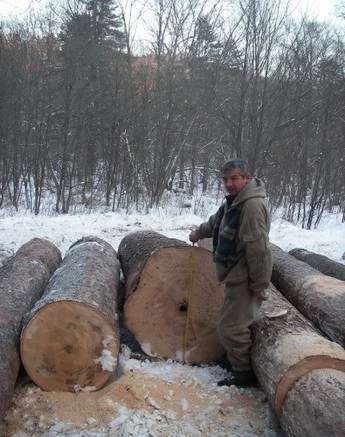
20;237;120;393
289;248;345;281
270;244;345;347
118;231;225;364
0;238;61;420
252;284;345;437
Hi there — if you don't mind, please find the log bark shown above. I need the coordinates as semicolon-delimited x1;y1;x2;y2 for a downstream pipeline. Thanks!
270;243;345;347
252;285;345;437
118;231;225;364
0;238;61;420
289;248;345;281
20;236;120;393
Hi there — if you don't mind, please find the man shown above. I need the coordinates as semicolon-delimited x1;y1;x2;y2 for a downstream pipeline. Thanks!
189;158;272;387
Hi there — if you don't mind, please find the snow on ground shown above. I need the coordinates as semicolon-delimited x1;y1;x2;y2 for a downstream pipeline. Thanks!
0;199;344;436
2;352;280;437
270;210;345;263
0;202;344;263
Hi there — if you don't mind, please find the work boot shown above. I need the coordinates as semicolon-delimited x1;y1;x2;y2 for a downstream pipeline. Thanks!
217;370;257;388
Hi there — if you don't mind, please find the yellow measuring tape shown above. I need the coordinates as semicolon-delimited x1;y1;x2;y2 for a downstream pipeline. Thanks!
182;244;195;363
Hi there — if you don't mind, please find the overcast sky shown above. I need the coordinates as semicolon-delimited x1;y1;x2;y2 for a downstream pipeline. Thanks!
0;0;343;26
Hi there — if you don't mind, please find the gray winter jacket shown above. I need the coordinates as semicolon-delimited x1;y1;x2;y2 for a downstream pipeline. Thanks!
197;178;272;292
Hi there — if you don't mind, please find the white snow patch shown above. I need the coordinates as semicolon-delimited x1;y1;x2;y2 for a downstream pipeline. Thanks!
86;417;97;425
180;398;189;411
141;342;157;357
144;395;161;410
109;413;129;430
120;353;226;385
93;336;117;372
30;260;44;267
270;210;345;264
94;349;117;372
174;346;197;362
102;335;114;348
73;385;97;393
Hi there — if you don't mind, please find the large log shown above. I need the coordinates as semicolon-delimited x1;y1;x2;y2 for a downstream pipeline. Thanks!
20;236;120;393
118;231;225;364
0;238;61;420
252;285;345;437
270;243;345;347
289;248;345;281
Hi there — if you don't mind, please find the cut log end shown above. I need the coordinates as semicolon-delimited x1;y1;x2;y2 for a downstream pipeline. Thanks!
274;355;345;417
20;301;119;392
124;246;225;364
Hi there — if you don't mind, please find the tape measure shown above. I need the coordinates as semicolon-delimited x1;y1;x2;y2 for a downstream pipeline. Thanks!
182;244;195;363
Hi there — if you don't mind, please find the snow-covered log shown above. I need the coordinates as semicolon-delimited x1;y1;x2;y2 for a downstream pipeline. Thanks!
289;248;345;281
20;237;120;393
252;284;345;437
270;244;345;347
0;238;61;420
118;231;225;364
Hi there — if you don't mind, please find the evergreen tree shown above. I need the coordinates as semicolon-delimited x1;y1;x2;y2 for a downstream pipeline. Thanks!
82;0;125;48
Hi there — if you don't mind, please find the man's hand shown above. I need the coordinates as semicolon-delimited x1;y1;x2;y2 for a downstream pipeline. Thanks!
189;230;200;243
253;289;268;301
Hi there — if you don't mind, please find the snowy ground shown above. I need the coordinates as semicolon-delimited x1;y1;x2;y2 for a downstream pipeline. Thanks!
0;203;344;264
2;353;280;437
0;199;344;436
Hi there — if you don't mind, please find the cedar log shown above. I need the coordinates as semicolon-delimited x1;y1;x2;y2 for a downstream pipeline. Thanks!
0;238;61;420
270;243;345;347
118;231;225;364
252;285;345;437
289;248;345;281
20;237;120;393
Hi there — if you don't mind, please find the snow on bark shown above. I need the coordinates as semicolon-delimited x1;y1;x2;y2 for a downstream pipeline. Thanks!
20;236;121;393
0;238;61;420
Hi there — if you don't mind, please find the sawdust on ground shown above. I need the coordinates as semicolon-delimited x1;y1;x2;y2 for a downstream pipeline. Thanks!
1;358;281;436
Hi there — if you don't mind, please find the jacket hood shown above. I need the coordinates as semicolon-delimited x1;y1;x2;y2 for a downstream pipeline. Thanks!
227;177;266;207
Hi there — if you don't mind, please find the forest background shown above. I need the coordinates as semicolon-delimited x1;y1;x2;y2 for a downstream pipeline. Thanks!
1;0;345;229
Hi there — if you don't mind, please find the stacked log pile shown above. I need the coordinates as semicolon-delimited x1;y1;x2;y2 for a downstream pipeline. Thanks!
289;248;345;281
118;231;225;364
20;237;121;393
252;284;345;437
2;230;344;437
270;243;345;347
0;238;61;420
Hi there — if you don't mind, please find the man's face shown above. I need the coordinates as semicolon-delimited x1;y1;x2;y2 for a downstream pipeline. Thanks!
222;168;250;195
